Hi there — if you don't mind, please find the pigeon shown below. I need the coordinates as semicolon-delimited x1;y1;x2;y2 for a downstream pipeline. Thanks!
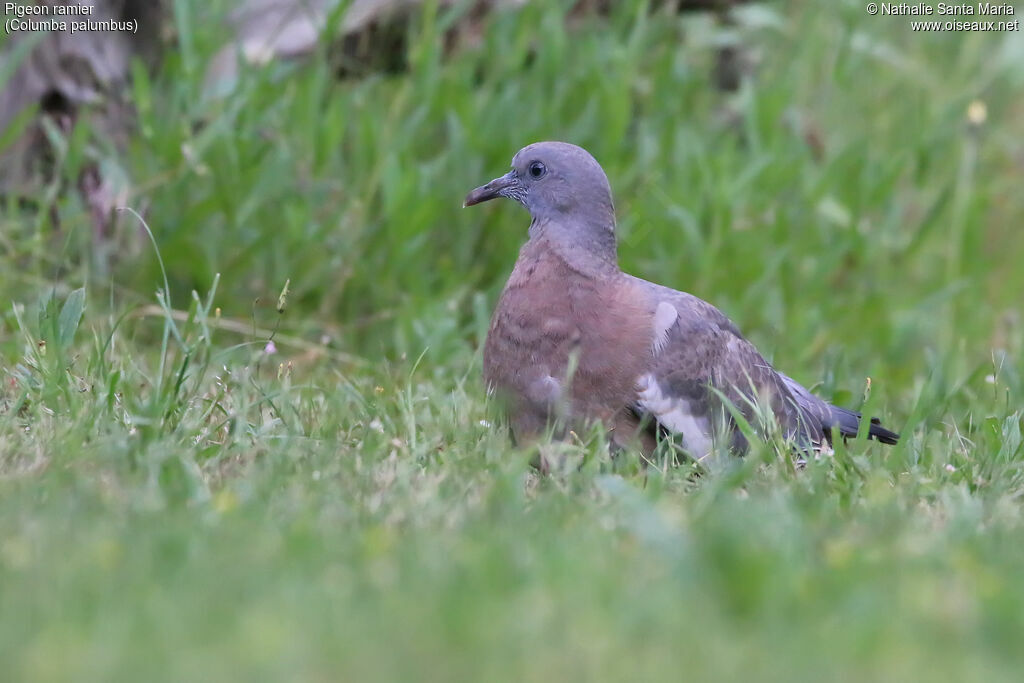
464;141;899;458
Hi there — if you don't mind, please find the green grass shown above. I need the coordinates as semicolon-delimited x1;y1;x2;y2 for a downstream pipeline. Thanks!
2;0;1024;679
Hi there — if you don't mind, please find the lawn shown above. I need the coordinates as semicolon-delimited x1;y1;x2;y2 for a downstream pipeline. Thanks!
2;0;1024;680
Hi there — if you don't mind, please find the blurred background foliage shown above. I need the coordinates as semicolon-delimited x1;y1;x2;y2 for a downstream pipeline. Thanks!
3;0;1021;390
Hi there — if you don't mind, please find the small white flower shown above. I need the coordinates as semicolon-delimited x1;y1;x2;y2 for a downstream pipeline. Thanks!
966;100;987;126
945;464;957;473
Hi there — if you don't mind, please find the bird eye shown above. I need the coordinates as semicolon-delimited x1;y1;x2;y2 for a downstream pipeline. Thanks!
528;161;546;179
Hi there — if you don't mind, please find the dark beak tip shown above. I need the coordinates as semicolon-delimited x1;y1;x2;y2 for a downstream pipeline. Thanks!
462;187;492;208
464;171;516;209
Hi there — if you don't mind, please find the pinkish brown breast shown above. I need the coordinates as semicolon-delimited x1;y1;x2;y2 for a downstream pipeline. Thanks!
484;238;655;445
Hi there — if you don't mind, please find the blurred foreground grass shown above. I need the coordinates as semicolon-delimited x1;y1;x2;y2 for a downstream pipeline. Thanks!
2;0;1024;680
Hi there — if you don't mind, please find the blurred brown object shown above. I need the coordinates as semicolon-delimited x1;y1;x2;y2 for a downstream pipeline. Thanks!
204;0;529;92
0;1;162;189
2;0;752;241
205;0;750;91
0;0;163;262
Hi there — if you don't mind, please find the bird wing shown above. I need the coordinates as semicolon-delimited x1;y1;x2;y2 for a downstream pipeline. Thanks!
627;276;824;455
628;276;899;452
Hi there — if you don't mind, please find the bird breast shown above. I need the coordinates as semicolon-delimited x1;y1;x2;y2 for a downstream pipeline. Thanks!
483;242;654;430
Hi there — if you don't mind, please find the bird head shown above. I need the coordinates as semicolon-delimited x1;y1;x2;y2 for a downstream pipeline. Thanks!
464;141;616;233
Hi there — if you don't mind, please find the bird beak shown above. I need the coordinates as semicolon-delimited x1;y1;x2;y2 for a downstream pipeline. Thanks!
463;171;517;207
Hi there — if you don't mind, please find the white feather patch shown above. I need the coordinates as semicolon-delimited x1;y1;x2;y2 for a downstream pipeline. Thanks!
635;373;714;457
527;375;561;406
652;301;678;355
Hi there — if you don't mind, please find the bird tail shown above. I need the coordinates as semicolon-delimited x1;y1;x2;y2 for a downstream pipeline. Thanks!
828;405;899;445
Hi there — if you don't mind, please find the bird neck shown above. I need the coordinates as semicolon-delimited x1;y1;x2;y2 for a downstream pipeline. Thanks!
528;216;619;276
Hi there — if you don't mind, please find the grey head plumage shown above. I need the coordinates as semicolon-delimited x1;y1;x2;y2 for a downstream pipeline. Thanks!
464;141;619;265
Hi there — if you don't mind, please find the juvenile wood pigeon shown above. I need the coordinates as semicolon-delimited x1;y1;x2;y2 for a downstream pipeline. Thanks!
465;141;899;458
